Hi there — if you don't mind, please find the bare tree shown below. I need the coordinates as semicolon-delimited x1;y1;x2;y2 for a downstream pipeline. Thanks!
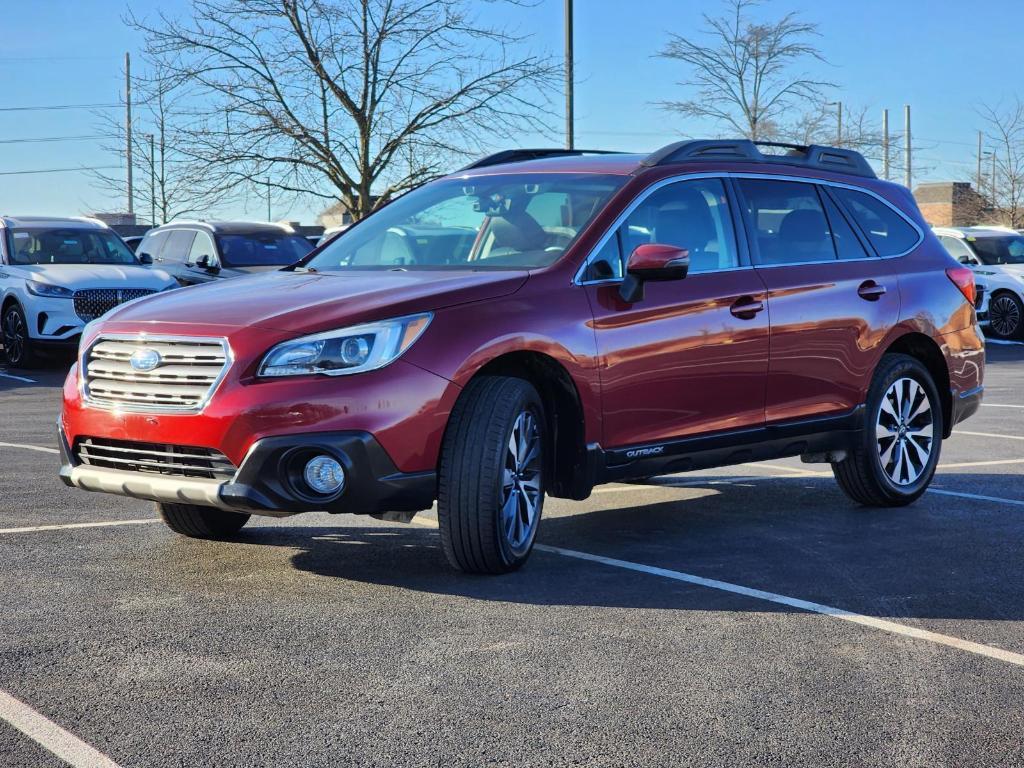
91;61;235;224
978;100;1024;228
128;0;556;221
658;0;831;141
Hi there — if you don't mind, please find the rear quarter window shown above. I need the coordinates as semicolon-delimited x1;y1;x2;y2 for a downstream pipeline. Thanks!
832;188;920;256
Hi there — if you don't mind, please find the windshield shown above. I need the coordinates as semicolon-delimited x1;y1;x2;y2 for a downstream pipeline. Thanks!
6;227;138;265
302;174;625;272
968;235;1024;265
216;233;313;268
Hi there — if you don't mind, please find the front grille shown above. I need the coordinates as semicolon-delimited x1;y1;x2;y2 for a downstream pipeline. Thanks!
82;335;229;412
73;288;156;322
75;437;236;480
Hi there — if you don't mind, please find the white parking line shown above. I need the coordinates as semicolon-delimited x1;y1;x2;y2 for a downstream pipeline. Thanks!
927;488;1024;508
0;519;161;535
408;513;1024;667
981;403;1024;409
0;442;58;454
0;371;36;384
534;544;1024;668
954;430;1024;441
0;690;122;768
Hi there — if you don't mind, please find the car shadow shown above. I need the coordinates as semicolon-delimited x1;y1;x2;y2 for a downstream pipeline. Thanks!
233;471;1024;621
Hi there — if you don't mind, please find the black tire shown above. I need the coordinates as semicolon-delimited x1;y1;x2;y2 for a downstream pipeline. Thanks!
832;353;943;507
2;302;38;369
157;502;250;539
987;291;1024;341
437;376;546;574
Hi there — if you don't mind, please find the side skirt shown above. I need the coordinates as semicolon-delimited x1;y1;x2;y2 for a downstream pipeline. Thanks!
592;406;865;485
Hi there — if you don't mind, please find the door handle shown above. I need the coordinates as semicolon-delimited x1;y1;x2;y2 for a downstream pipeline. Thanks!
730;296;765;319
857;280;887;301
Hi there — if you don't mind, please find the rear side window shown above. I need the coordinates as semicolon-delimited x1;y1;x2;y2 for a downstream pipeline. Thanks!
735;179;835;265
820;190;871;260
831;188;920;256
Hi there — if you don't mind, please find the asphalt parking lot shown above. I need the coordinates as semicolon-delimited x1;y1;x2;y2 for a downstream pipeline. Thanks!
2;345;1024;767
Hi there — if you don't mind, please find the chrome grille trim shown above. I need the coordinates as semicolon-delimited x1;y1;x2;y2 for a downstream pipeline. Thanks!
81;334;231;414
73;288;156;322
76;438;237;480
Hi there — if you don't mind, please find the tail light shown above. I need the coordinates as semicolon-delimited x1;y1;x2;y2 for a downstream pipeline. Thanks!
946;266;976;306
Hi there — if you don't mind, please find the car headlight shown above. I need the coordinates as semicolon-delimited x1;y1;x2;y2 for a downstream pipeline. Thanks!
26;281;73;298
258;313;432;378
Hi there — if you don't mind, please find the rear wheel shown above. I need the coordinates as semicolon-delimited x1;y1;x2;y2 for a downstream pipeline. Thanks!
988;291;1024;340
2;303;37;368
438;376;545;574
832;354;942;507
157;502;250;539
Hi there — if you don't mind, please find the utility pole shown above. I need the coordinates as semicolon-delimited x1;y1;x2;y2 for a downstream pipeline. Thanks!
991;150;998;206
145;133;156;226
125;52;134;217
903;104;912;189
564;0;574;150
836;102;843;146
977;131;984;190
266;179;272;221
881;109;890;180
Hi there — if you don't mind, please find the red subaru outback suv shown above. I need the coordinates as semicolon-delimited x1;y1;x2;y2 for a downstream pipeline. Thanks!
59;140;984;573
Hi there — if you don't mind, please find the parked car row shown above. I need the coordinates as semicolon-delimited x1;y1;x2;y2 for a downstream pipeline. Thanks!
0;218;315;367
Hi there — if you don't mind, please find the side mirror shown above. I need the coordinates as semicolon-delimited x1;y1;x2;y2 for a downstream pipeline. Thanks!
138;252;153;265
195;254;219;272
619;243;689;303
958;255;973;265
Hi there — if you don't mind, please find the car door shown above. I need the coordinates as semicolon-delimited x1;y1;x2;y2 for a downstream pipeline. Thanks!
735;177;903;424
584;177;770;449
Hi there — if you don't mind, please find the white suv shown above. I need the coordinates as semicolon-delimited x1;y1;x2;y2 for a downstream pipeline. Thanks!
0;216;176;367
934;226;1024;340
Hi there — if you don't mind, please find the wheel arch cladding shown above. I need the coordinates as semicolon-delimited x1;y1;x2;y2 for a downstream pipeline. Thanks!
461;351;590;500
883;332;952;438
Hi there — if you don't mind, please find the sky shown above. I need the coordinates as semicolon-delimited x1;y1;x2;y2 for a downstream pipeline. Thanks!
0;0;1020;224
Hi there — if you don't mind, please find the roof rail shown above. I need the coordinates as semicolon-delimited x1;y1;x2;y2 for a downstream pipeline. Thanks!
641;139;877;179
460;148;627;171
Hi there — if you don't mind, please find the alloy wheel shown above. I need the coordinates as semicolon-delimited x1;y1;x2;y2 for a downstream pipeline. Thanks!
2;308;26;365
990;295;1021;338
501;410;542;550
875;377;934;486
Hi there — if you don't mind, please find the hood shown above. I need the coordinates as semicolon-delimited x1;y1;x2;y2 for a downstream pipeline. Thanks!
20;264;176;291
105;269;530;332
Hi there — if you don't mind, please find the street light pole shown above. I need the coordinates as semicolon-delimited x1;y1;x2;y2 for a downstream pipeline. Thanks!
564;0;574;150
266;179;272;222
145;133;155;226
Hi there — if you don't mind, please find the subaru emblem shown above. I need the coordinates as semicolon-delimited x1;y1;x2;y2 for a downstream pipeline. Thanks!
129;348;162;372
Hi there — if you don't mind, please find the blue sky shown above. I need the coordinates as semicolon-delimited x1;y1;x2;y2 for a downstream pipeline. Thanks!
0;0;1019;223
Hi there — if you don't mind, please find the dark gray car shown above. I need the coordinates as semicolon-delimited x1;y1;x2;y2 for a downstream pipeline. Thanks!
137;221;313;287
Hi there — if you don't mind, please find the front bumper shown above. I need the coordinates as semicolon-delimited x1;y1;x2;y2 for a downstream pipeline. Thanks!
58;426;436;517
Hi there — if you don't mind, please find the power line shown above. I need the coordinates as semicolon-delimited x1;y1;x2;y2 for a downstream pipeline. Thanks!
0;103;119;113
0;166;122;177
0;135;111;145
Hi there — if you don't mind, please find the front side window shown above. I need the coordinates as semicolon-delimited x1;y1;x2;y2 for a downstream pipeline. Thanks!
584;178;738;280
138;230;168;260
939;235;975;263
967;235;1024;265
832;188;920;256
6;227;139;265
304;174;625;272
161;230;196;263
188;231;217;265
736;179;835;266
216;232;313;267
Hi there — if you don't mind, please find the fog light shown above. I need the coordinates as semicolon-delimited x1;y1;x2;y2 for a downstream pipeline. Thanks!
303;455;345;495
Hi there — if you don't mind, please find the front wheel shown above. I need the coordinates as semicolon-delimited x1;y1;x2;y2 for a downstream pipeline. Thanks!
2;303;37;368
157;502;250;539
832;354;943;507
438;376;546;574
988;291;1024;340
